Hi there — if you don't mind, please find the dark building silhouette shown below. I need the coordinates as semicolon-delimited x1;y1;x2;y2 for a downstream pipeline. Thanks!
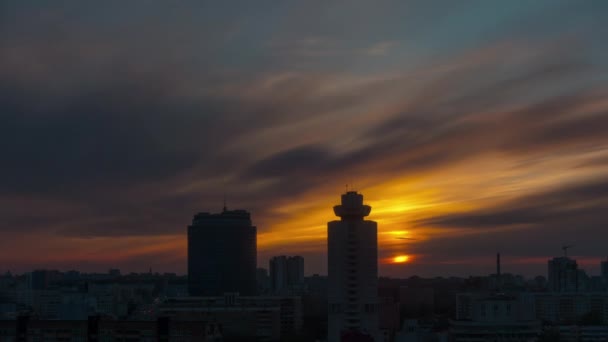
328;191;378;341
548;257;579;292
269;255;304;294
187;208;257;296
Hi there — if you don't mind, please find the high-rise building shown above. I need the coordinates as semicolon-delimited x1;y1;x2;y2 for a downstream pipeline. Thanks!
328;191;378;341
187;209;257;296
548;257;579;292
269;256;304;294
601;258;608;281
287;256;304;286
270;256;288;294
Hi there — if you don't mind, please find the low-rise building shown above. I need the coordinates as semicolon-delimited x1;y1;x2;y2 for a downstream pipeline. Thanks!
451;293;541;342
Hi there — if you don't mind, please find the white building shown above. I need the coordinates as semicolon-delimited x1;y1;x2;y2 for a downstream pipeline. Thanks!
328;191;378;341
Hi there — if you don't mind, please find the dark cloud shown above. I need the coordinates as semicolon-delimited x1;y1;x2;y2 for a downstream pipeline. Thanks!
417;177;608;230
247;145;331;179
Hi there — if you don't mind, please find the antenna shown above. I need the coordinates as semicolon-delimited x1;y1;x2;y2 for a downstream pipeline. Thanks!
562;244;574;257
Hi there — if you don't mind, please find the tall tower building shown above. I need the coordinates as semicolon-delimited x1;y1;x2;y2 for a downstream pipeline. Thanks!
601;258;608;282
328;191;378;341
188;209;257;296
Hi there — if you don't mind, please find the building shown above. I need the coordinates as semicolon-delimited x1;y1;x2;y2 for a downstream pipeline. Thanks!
187;208;257;296
534;292;608;325
157;294;303;341
269;255;304;295
0;316;223;342
451;293;541;341
601;258;608;282
548;257;579;292
328;191;378;341
555;325;608;342
399;287;435;318
257;268;270;294
287;256;305;288
395;319;448;342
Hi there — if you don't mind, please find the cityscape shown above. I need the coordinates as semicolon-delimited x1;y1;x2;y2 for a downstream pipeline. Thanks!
2;191;608;341
2;1;608;341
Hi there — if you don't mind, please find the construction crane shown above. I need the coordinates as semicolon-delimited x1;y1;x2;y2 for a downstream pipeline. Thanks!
562;244;574;257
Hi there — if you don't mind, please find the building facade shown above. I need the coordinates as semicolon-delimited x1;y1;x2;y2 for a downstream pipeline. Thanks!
187;209;257;296
328;191;378;341
548;257;579;292
269;255;304;295
451;293;541;342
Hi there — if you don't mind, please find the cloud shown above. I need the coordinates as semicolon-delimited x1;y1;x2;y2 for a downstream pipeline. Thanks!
406;177;608;274
419;177;608;228
364;41;398;56
1;1;608;275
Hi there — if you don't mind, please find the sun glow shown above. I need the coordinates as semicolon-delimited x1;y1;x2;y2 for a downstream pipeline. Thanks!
393;255;410;263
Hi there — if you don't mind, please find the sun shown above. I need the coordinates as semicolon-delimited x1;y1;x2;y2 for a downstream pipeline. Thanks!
393;255;410;263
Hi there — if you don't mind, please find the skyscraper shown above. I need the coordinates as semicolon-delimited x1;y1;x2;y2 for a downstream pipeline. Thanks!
602;258;608;282
328;191;378;341
287;256;305;287
188;208;257;296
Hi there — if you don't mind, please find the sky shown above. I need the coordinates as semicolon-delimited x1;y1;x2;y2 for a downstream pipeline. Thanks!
1;0;608;278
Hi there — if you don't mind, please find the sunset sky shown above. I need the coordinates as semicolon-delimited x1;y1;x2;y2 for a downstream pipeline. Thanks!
1;1;607;277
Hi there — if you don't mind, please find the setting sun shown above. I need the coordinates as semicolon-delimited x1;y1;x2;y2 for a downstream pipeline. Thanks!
393;255;410;263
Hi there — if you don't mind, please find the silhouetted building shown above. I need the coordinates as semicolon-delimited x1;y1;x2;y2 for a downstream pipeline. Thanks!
269;255;304;294
548;257;579;292
29;270;49;291
399;287;435;318
328;191;378;341
601;258;608;282
534;292;608;325
157;294;302;340
256;268;270;294
288;256;305;287
0;316;223;341
452;293;541;341
187;209;257;296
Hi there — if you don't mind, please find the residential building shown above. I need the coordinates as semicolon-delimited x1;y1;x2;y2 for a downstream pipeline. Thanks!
187;208;257;296
328;191;378;341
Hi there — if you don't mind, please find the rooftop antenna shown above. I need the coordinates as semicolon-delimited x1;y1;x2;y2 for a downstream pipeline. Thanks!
562;244;574;257
223;193;228;212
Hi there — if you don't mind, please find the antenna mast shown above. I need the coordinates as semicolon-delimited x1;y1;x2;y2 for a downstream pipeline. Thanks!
562;244;574;257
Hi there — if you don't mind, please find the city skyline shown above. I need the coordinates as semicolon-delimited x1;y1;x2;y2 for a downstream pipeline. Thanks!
1;1;608;278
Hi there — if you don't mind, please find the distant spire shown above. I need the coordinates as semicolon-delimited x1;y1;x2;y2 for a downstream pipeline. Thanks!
223;194;227;212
